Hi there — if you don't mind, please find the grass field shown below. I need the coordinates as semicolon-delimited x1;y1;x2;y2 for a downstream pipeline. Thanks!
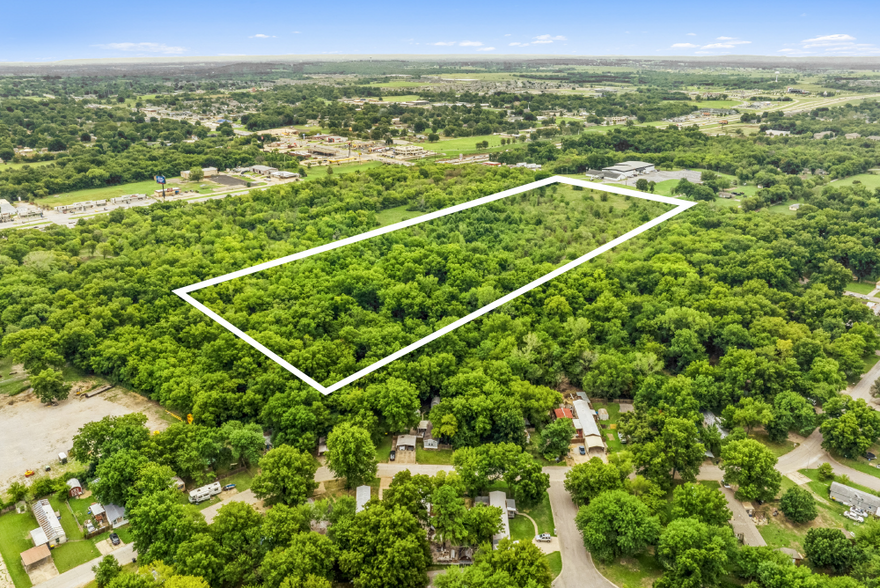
0;509;37;588
831;173;880;190
521;492;556;536
594;552;664;588
0;160;55;171
544;552;562;580
416;446;454;465
374;204;426;226
303;161;382;182
51;539;100;573
766;200;802;216
749;431;796;458
367;95;421;102
0;355;29;396
689;100;744;109
429;134;510;157
375;436;393;462
35;180;162;207
591;402;624;453
847;280;878;295
369;81;429;88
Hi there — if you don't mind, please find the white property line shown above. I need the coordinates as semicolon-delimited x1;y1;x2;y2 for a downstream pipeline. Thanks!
175;176;697;394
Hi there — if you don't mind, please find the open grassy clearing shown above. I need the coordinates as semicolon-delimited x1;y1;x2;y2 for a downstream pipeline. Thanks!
749;431;796;458
846;280;878;295
0;355;29;396
594;551;664;588
688;100;744;109
830;173;880;190
544;551;562;580
375;435;393;463
430;134;509;154
35;179;162;207
368;81;429;88
0;160;55;171
766;199;802;216
415;446;454;465
303;161;382;181
367;95;421;102
0;509;37;588
374;204;426;227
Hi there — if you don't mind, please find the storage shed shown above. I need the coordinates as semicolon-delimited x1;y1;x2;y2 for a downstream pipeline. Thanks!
66;478;83;497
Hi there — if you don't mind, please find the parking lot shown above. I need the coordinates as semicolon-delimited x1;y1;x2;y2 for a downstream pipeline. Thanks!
0;386;173;491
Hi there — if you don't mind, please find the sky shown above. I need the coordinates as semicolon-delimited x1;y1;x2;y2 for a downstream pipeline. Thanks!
2;0;880;62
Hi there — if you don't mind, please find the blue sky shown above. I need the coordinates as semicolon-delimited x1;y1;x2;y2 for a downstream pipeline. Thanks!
3;0;880;62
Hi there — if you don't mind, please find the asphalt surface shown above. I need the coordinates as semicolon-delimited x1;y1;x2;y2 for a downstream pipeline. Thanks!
847;354;880;407
721;487;766;547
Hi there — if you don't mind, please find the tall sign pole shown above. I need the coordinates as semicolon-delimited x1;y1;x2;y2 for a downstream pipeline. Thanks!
156;175;166;201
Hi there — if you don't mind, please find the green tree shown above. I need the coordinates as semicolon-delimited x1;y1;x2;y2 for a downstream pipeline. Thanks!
463;504;503;546
92;450;150;507
381;470;434;524
435;538;552;588
655;517;737;588
728;397;773;434
8;481;29;503
779;487;818;523
564;457;624;506
93;555;122;588
220;421;265;468
670;482;732;526
635;178;649;191
431;484;469;547
804;527;856;573
326;423;378;489
189;167;204;181
337;503;431;588
260;533;338;588
720;439;782;502
252;446;318;506
368;377;420;433
821;397;880;458
818;462;835;481
31;368;71;404
129;489;208;562
574;489;661;563
540;418;575;461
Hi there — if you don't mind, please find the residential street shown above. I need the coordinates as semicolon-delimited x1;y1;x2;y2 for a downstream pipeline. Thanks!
546;482;616;588
34;544;136;588
721;487;766;547
847;354;880;407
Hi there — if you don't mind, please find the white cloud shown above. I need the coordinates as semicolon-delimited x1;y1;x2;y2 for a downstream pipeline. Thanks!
716;36;735;41
671;43;698;48
509;41;529;47
532;34;566;44
293;31;301;34
459;41;483;47
504;33;511;36
795;33;879;54
701;38;751;49
778;48;796;52
802;33;856;47
250;34;275;38
431;41;456;46
95;42;186;54
686;33;696;36
478;47;496;51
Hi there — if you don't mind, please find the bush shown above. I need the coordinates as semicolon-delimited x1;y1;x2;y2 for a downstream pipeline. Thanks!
817;463;835;481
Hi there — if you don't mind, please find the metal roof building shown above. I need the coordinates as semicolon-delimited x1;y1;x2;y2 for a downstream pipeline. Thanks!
489;491;510;548
830;482;880;515
356;485;371;513
573;400;605;451
31;499;66;546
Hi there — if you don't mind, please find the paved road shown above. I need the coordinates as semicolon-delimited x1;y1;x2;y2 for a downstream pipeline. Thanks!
34;544;136;588
547;482;615;588
847;354;880;407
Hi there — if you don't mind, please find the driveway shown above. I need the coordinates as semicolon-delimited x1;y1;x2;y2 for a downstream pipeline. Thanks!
200;489;263;524
546;482;616;588
34;544;136;588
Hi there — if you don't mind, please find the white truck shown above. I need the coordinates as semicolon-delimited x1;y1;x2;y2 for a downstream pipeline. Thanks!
188;481;222;504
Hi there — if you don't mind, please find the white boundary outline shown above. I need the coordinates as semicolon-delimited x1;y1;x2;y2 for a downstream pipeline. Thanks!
174;176;696;394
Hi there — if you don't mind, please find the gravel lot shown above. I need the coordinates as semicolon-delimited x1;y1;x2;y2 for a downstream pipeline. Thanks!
0;387;172;491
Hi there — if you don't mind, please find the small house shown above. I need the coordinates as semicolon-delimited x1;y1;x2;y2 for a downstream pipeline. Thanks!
317;437;328;456
829;481;880;515
845;133;861;140
423;438;439;450
505;499;517;519
32;499;66;546
489;491;510;548
170;476;186;492
90;503;106;524
416;421;430;438
66;478;83;497
778;547;804;566
105;503;129;528
553;407;574;420
20;545;51;571
397;435;417;451
789;203;801;211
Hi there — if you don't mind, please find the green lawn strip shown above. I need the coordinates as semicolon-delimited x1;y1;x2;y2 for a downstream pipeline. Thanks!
749;431;796;458
509;515;535;541
520;492;556;536
1;160;56;171
765;200;802;216
830;173;880;190
846;280;877;295
415;446;454;465
593;552;664;588
828;454;880;482
0;355;30;395
591;401;625;452
51;539;100;573
48;497;82;538
375;436;393;463
217;467;258;493
799;468;879;497
0;510;38;588
303;161;382;181
35;179;165;207
544;551;562;580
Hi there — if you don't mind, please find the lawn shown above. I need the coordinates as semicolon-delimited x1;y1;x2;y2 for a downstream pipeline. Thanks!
376;435;393;462
0;355;29;396
509;515;536;541
749;431;796;458
830;173;880;190
51;539;100;573
48;497;82;539
689;100;744;109
303;161;382;181
766;200;802;216
374;204;426;227
594;552;664;588
846;280;877;295
0;160;55;171
365;95;422;102
519;491;556;536
429;134;510;157
35;179;163;207
591;401;625;453
369;81;428;88
544;551;562;580
416;446;454;465
0;509;38;588
218;467;258;493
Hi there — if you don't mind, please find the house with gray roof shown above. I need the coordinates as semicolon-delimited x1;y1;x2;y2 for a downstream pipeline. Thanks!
829;481;880;515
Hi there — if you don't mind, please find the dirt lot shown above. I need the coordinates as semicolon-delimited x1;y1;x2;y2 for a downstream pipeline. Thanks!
0;386;174;491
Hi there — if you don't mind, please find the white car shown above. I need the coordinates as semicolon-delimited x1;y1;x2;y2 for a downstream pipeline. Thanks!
535;533;552;542
844;511;864;523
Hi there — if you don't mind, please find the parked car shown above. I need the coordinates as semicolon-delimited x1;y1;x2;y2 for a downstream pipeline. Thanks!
844;511;865;523
535;533;552;542
865;452;876;461
223;484;236;491
109;533;121;546
86;522;95;533
578;446;586;455
389;450;396;462
722;479;731;489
